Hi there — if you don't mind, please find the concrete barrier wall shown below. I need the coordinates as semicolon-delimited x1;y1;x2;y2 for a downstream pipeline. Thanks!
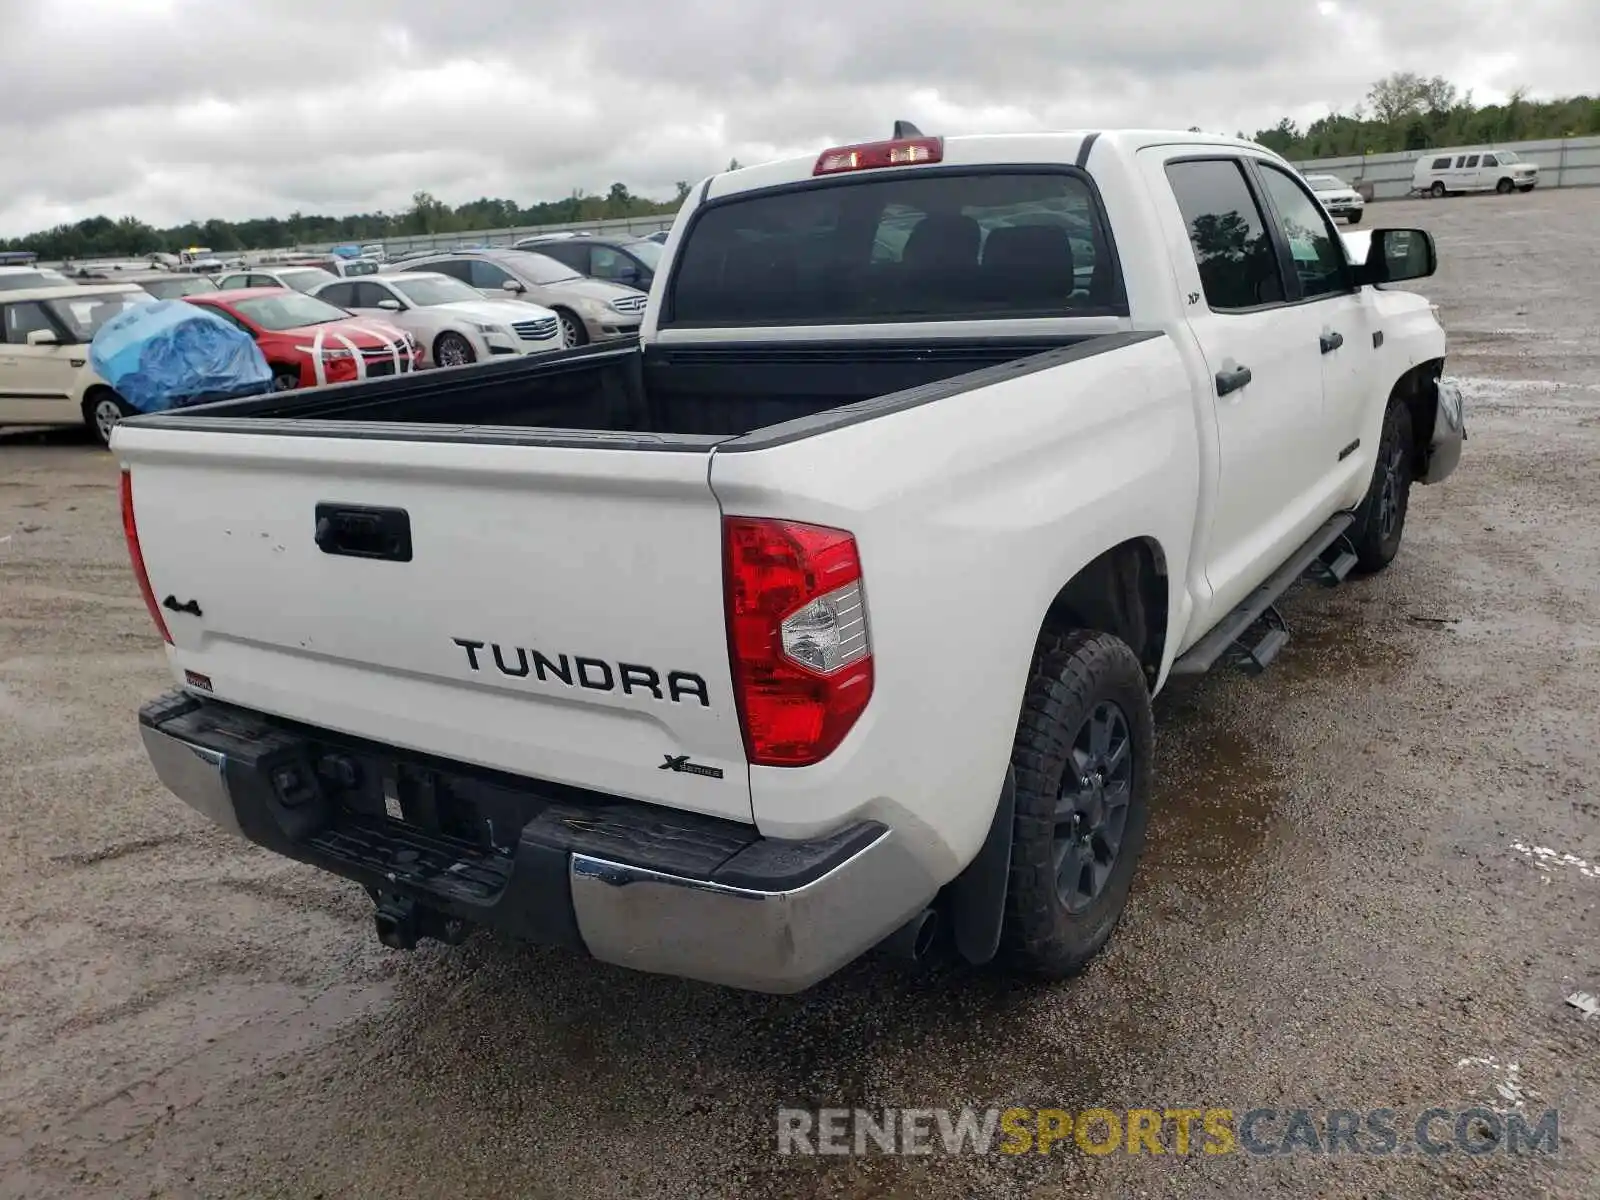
1290;135;1600;201
286;134;1600;256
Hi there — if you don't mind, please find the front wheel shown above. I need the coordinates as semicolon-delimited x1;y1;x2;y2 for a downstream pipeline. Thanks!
1430;181;1447;198
270;366;300;392
998;629;1154;980
433;331;476;368
1346;210;1363;225
1496;177;1515;195
1349;399;1414;574
82;389;133;449
553;309;587;349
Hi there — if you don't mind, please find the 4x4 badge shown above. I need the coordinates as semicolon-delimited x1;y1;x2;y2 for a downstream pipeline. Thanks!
659;754;725;780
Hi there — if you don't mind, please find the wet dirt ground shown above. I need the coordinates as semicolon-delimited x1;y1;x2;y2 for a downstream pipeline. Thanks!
2;187;1598;1199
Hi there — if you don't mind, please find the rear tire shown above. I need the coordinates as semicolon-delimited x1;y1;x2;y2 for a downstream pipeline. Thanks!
82;389;133;449
1430;181;1447;198
1349;399;1414;574
998;629;1153;980
434;331;476;368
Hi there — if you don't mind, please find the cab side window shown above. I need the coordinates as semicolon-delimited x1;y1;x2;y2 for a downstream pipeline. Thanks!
1481;154;1499;168
1254;163;1348;300
1165;159;1285;311
3;302;56;344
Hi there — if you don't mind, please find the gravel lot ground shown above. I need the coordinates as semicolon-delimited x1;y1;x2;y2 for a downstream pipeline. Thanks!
2;186;1597;1200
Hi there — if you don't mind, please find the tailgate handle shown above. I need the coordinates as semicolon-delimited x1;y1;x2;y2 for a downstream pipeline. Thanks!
314;503;413;562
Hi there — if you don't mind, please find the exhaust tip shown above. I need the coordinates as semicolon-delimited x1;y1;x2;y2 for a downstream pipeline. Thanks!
882;907;940;963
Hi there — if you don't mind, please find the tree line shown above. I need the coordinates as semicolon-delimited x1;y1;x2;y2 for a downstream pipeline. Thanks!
1;178;702;263
5;76;1596;261
1247;72;1599;160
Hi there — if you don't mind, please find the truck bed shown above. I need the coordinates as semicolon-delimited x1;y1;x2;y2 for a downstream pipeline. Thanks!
125;334;1124;446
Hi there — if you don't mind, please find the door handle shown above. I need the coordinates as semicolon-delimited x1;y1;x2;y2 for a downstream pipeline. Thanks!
314;503;413;562
1320;330;1345;354
1215;364;1252;397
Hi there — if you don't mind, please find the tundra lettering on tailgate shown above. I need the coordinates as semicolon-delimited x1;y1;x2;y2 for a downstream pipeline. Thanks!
451;638;711;707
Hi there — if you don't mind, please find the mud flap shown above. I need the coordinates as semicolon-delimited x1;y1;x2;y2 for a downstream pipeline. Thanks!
949;766;1015;965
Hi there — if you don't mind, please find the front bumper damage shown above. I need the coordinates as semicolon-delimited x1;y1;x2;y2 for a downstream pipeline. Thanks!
1421;376;1466;485
138;692;936;993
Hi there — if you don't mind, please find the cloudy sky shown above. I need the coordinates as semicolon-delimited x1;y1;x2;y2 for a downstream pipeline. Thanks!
1;0;1592;236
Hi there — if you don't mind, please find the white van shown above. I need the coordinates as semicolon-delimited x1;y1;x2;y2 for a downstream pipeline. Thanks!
1413;149;1539;197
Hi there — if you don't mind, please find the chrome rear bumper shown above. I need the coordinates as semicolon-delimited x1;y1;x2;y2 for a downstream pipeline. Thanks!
140;702;936;994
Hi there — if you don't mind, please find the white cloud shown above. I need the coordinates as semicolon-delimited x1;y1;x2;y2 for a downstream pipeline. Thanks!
0;0;1593;234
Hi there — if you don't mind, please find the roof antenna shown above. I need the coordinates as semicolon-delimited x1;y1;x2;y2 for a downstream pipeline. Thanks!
893;120;925;138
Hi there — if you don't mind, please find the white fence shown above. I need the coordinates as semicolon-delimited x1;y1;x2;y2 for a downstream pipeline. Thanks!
1291;135;1600;201
302;213;678;258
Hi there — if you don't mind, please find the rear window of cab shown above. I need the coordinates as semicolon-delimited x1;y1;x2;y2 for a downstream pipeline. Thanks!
666;170;1126;328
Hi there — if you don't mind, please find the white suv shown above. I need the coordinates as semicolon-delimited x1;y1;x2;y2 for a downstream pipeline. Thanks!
0;284;154;446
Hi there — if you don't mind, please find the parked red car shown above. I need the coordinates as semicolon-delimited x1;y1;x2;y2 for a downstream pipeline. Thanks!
184;287;418;390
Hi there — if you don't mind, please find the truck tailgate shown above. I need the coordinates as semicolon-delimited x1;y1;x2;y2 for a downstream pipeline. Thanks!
115;426;752;823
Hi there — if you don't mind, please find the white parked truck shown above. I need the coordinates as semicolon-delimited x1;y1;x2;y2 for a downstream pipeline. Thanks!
116;127;1465;993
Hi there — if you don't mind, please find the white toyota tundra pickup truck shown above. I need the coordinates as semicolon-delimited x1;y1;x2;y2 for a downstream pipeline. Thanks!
116;127;1465;993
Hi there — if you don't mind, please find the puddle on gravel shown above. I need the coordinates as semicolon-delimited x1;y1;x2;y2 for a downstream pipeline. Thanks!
1146;718;1282;882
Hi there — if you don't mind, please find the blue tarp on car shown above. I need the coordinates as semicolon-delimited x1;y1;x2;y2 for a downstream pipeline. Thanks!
89;300;273;413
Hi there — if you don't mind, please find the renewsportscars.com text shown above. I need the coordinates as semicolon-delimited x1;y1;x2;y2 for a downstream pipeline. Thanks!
777;1106;1561;1158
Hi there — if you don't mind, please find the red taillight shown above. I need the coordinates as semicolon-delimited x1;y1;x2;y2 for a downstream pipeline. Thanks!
120;470;172;644
724;518;873;767
813;136;943;176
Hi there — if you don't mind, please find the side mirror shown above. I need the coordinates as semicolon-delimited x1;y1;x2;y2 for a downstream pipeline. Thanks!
377;298;402;311
25;329;58;346
1354;228;1437;286
501;279;526;294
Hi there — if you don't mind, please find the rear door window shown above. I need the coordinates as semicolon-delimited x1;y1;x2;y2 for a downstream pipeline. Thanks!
1164;159;1285;311
318;282;356;308
1431;157;1452;170
667;169;1124;327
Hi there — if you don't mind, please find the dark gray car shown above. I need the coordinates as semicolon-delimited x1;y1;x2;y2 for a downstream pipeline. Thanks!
512;234;664;292
394;249;647;347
